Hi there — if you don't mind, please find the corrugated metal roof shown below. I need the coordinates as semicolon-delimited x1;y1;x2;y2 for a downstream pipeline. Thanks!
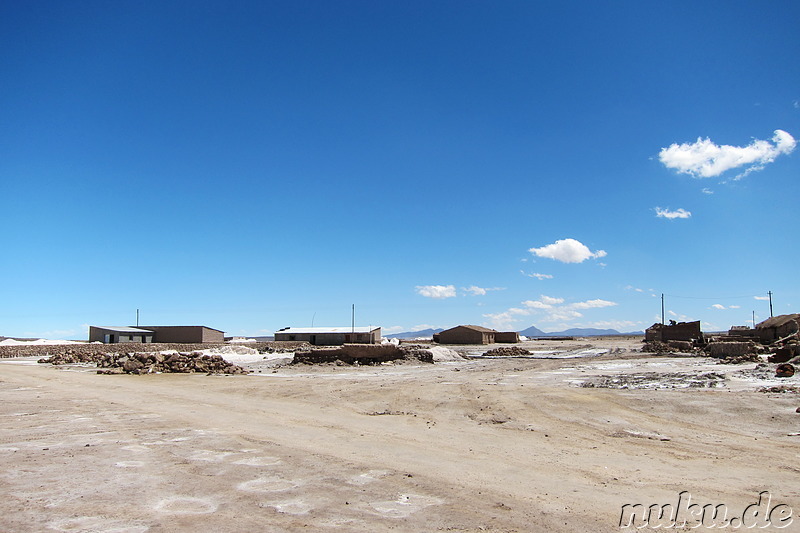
275;327;379;334
96;326;154;333
139;325;225;333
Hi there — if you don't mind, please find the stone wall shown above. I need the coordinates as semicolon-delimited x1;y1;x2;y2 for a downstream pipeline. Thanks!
293;344;433;365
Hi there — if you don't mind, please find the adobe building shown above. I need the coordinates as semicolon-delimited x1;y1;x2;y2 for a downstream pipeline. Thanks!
89;325;224;344
755;314;800;343
273;326;381;346
138;326;225;344
434;325;521;344
431;325;486;344
494;331;521;343
645;320;703;343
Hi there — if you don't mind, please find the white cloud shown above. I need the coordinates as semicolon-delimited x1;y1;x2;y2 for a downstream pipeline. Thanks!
659;129;796;179
462;285;504;296
483;295;617;328
701;188;714;195
482;311;523;330
754;296;770;301
711;304;726;310
522;300;554;309
544;309;583;322
729;305;740;309
382;325;406;334
521;270;554;280
412;324;439;331
570;299;617;309
655;207;691;219
539;295;561;305
415;285;456;299
464;285;487;296
528;238;606;264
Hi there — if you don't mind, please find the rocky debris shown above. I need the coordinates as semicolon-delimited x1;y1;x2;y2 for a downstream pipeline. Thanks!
756;385;800;394
768;343;800;363
293;344;434;365
580;372;727;390
1;341;322;361
641;340;699;354
664;340;694;352
3;342;227;360
776;363;796;378
482;346;532;357
717;352;762;365
255;341;311;354
38;350;247;375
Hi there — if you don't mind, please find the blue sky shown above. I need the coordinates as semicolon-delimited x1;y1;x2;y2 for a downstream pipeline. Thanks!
2;1;798;338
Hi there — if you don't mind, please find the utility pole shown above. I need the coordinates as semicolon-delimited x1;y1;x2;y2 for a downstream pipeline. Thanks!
351;304;355;333
661;294;665;325
752;311;756;328
768;291;773;318
136;309;139;327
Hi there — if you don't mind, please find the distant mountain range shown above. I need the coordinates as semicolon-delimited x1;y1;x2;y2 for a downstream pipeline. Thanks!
521;325;643;336
387;325;642;339
385;328;444;339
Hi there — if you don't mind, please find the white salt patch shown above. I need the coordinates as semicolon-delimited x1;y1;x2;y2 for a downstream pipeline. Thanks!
427;347;464;362
233;456;281;466
237;476;301;492
348;469;389;485
0;338;82;346
155;496;218;514
115;461;145;468
188;450;235;462
48;517;149;532
269;500;313;515
121;445;150;453
368;493;444;518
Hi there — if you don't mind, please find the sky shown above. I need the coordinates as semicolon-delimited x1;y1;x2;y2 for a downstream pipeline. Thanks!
1;1;799;339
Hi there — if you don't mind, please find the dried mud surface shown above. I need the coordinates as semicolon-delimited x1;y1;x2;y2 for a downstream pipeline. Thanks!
1;337;799;532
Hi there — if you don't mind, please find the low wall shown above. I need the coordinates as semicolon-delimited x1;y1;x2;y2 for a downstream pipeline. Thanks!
706;342;758;358
0;343;227;359
293;344;433;365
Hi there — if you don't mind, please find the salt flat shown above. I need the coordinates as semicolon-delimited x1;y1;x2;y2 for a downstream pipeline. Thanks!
1;338;798;532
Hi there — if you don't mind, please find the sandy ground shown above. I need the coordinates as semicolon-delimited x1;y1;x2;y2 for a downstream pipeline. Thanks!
1;337;799;532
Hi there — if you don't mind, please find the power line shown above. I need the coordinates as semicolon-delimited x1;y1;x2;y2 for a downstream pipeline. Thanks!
663;293;767;300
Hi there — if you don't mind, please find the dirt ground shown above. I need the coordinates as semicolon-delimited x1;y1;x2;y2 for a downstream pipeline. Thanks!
1;337;799;532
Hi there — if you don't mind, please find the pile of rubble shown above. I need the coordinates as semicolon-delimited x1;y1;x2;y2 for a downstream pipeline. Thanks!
482;346;532;357
292;344;434;365
767;342;800;363
717;352;762;365
252;341;312;354
641;340;699;354
3;342;226;360
38;350;247;375
580;371;727;390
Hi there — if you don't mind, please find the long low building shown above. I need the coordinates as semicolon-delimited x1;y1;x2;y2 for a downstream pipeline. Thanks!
89;325;224;344
433;325;519;345
273;326;381;346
